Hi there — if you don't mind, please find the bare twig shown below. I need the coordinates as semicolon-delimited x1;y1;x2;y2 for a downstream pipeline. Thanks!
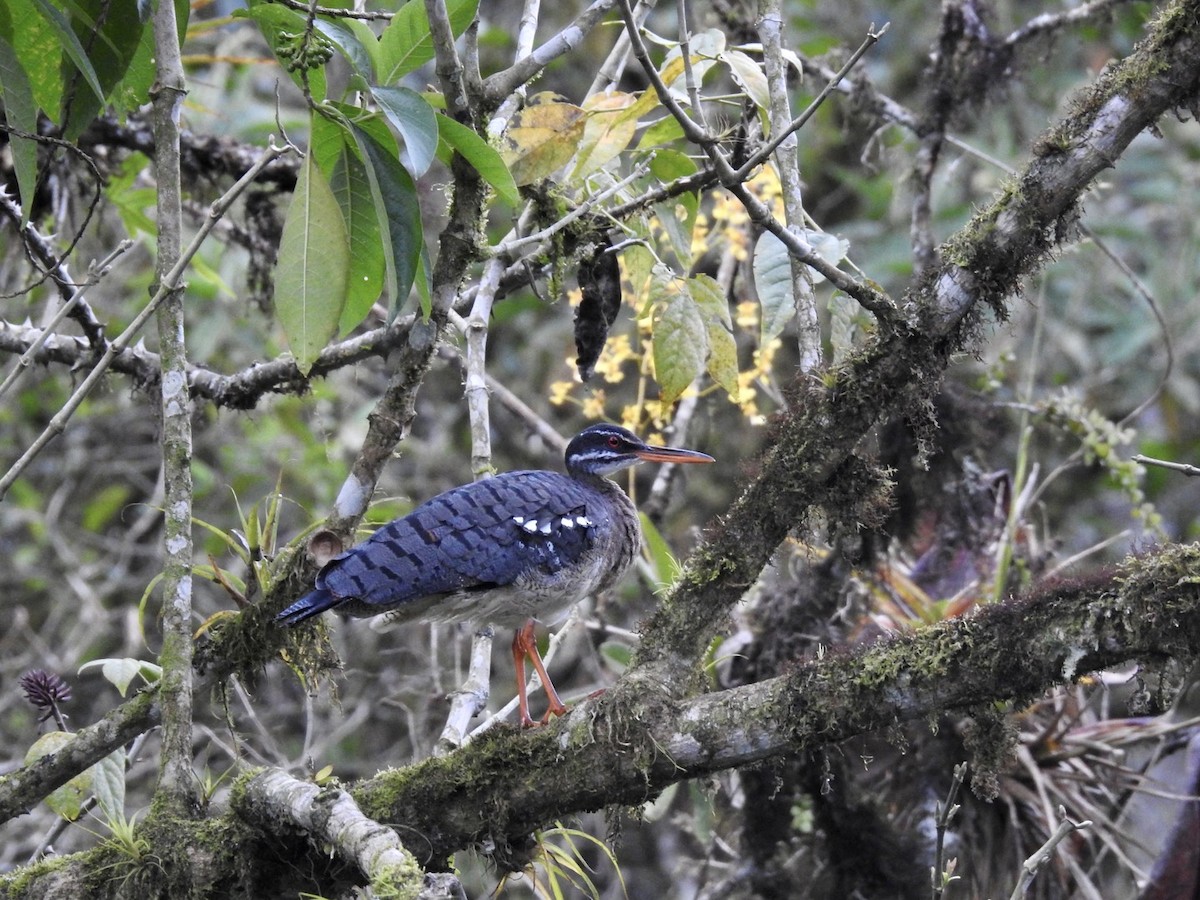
1005;0;1133;48
0;140;292;500
931;762;966;899
435;625;494;755
0;241;132;402
1007;806;1093;900
758;0;819;370
1132;454;1200;477
0;127;106;314
731;26;889;181
483;0;619;108
264;0;393;20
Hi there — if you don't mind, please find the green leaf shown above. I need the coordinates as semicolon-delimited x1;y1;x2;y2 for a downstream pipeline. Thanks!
649;147;698;182
499;92;586;186
314;16;374;81
639;511;681;591
54;0;149;136
689;273;739;399
0;35;39;224
82;483;133;531
26;732;90;820
638;114;685;149
570;91;640;180
620;238;655;309
377;0;478;84
353;124;426;317
650;151;699;268
329;134;386;333
0;0;63;116
79;657;163;697
650;269;706;406
91;748;126;823
720;49;769;115
106;152;156;236
371;85;438;177
653;196;697;269
27;0;104;105
436;113;519;206
273;147;350;373
753;227;850;344
753;231;802;344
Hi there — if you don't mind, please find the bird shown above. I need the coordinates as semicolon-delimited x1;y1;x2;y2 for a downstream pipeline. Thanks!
277;423;714;726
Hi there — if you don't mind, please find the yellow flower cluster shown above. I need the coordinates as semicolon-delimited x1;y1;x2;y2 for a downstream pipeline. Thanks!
735;338;781;425
547;165;791;429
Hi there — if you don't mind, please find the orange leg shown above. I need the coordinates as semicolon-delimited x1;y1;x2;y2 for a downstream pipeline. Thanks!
512;620;567;727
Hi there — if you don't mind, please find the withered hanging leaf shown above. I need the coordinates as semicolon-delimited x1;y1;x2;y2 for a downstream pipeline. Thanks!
574;235;622;381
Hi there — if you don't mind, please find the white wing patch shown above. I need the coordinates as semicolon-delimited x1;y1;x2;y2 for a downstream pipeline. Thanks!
512;513;594;533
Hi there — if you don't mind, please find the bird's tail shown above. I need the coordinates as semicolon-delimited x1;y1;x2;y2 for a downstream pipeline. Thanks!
276;587;340;626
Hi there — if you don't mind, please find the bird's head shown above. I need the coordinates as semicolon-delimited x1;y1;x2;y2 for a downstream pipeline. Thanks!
564;424;714;477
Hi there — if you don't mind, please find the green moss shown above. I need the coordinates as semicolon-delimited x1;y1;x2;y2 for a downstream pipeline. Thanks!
0;851;75;898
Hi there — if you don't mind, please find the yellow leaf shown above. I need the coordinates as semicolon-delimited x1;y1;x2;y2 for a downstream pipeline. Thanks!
570;92;640;179
500;92;586;186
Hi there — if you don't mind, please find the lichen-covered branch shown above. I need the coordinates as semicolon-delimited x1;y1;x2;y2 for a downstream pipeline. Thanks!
149;0;199;814
0;690;161;824
631;0;1200;680
346;543;1200;864
238;769;428;896
0;315;416;409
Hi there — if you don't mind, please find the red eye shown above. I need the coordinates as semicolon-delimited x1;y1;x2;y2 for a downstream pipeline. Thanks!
607;436;620;448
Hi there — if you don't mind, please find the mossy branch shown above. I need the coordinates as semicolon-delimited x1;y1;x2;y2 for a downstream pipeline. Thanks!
631;0;1200;680
344;543;1200;864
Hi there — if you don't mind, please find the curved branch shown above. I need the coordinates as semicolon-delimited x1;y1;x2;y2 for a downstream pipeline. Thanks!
238;770;429;894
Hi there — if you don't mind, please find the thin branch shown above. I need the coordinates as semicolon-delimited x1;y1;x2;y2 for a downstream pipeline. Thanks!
731;26;889;181
483;0;619;108
931;762;966;899
435;625;494;755
1132;454;1200;477
264;0;394;20
758;0;819;371
677;0;709;134
0;126;106;314
0;240;132;403
587;0;652;95
0;140;292;499
0;314;419;408
426;0;472;118
1005;0;1134;48
0;188;108;349
1007;806;1093;900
